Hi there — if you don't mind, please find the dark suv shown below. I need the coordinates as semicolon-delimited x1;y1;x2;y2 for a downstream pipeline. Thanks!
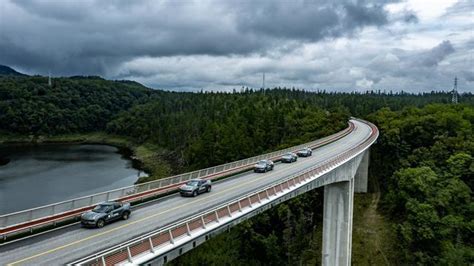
254;159;274;173
81;201;131;228
179;179;212;197
297;147;312;157
281;152;298;163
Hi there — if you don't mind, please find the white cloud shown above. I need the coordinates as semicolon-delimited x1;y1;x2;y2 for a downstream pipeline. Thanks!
356;78;374;89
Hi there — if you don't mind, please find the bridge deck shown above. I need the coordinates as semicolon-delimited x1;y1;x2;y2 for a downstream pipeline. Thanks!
0;120;371;266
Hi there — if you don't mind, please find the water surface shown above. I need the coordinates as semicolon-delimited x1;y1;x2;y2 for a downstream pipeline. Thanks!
0;144;147;214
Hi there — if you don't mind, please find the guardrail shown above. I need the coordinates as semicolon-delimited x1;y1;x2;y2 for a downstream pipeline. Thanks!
73;119;378;266
0;123;355;240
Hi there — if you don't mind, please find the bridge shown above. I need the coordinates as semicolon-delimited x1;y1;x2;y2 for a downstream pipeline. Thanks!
0;118;378;266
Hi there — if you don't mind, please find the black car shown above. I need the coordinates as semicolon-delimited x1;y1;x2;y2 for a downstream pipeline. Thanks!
281;152;298;163
297;147;312;157
81;201;131;228
179;179;212;197
254;159;274;173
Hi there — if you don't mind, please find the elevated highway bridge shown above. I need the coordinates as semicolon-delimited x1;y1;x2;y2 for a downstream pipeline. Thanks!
0;118;378;266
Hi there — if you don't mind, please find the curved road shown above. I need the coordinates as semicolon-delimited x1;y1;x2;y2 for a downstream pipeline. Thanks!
0;120;372;265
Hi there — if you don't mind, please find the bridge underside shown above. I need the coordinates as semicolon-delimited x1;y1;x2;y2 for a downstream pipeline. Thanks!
141;149;370;266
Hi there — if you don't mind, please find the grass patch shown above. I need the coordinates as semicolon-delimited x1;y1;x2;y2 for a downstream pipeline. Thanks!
134;144;173;183
351;192;401;265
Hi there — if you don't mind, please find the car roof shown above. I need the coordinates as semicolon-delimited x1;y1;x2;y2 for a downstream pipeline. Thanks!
99;202;115;206
189;179;203;182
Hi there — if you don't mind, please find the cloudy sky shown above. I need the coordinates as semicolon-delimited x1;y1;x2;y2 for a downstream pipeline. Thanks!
0;0;472;92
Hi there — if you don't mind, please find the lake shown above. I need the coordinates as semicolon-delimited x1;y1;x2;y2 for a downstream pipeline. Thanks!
0;144;147;214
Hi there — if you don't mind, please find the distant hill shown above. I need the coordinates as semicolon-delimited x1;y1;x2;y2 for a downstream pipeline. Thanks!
0;65;28;76
0;74;155;134
69;75;105;80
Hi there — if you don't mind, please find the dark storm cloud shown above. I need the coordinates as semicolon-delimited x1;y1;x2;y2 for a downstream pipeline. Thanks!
11;0;93;21
418;40;455;67
367;40;455;79
402;12;418;23
233;1;390;41
360;39;470;93
0;0;403;77
3;0;468;93
1;0;264;75
463;71;474;82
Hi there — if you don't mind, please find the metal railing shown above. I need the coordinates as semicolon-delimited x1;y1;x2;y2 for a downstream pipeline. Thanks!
0;123;354;234
74;119;378;266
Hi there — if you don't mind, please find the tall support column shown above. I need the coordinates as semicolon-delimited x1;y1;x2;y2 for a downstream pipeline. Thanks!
354;150;369;193
322;180;354;266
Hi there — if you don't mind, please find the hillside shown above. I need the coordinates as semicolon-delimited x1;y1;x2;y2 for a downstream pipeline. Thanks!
0;65;27;76
0;75;155;134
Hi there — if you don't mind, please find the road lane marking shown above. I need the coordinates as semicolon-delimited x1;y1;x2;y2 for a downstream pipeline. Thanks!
8;129;364;265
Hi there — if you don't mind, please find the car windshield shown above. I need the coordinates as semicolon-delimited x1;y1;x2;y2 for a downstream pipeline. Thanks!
186;180;199;186
92;204;111;213
257;160;267;165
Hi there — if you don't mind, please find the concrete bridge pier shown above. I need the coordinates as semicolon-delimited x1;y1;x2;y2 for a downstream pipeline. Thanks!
354;150;369;193
322;149;369;266
322;180;354;266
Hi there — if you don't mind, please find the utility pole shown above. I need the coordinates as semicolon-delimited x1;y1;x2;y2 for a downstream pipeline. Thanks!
48;71;52;87
452;76;458;104
262;72;265;89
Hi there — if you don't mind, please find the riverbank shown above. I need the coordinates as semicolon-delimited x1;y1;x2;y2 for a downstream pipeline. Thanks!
0;131;173;184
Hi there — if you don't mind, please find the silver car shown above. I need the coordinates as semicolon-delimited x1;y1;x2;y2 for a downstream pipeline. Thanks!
179;179;212;197
297;147;312;157
81;201;131;228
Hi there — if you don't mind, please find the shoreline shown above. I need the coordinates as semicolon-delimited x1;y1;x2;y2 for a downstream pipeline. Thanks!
0;132;135;147
0;132;168;184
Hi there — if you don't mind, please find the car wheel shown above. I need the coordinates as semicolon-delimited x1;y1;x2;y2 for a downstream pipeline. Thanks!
96;219;105;228
193;190;198;197
207;186;212;192
122;211;130;220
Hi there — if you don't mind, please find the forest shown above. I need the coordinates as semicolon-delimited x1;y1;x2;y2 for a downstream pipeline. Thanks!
368;104;473;264
0;74;472;264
